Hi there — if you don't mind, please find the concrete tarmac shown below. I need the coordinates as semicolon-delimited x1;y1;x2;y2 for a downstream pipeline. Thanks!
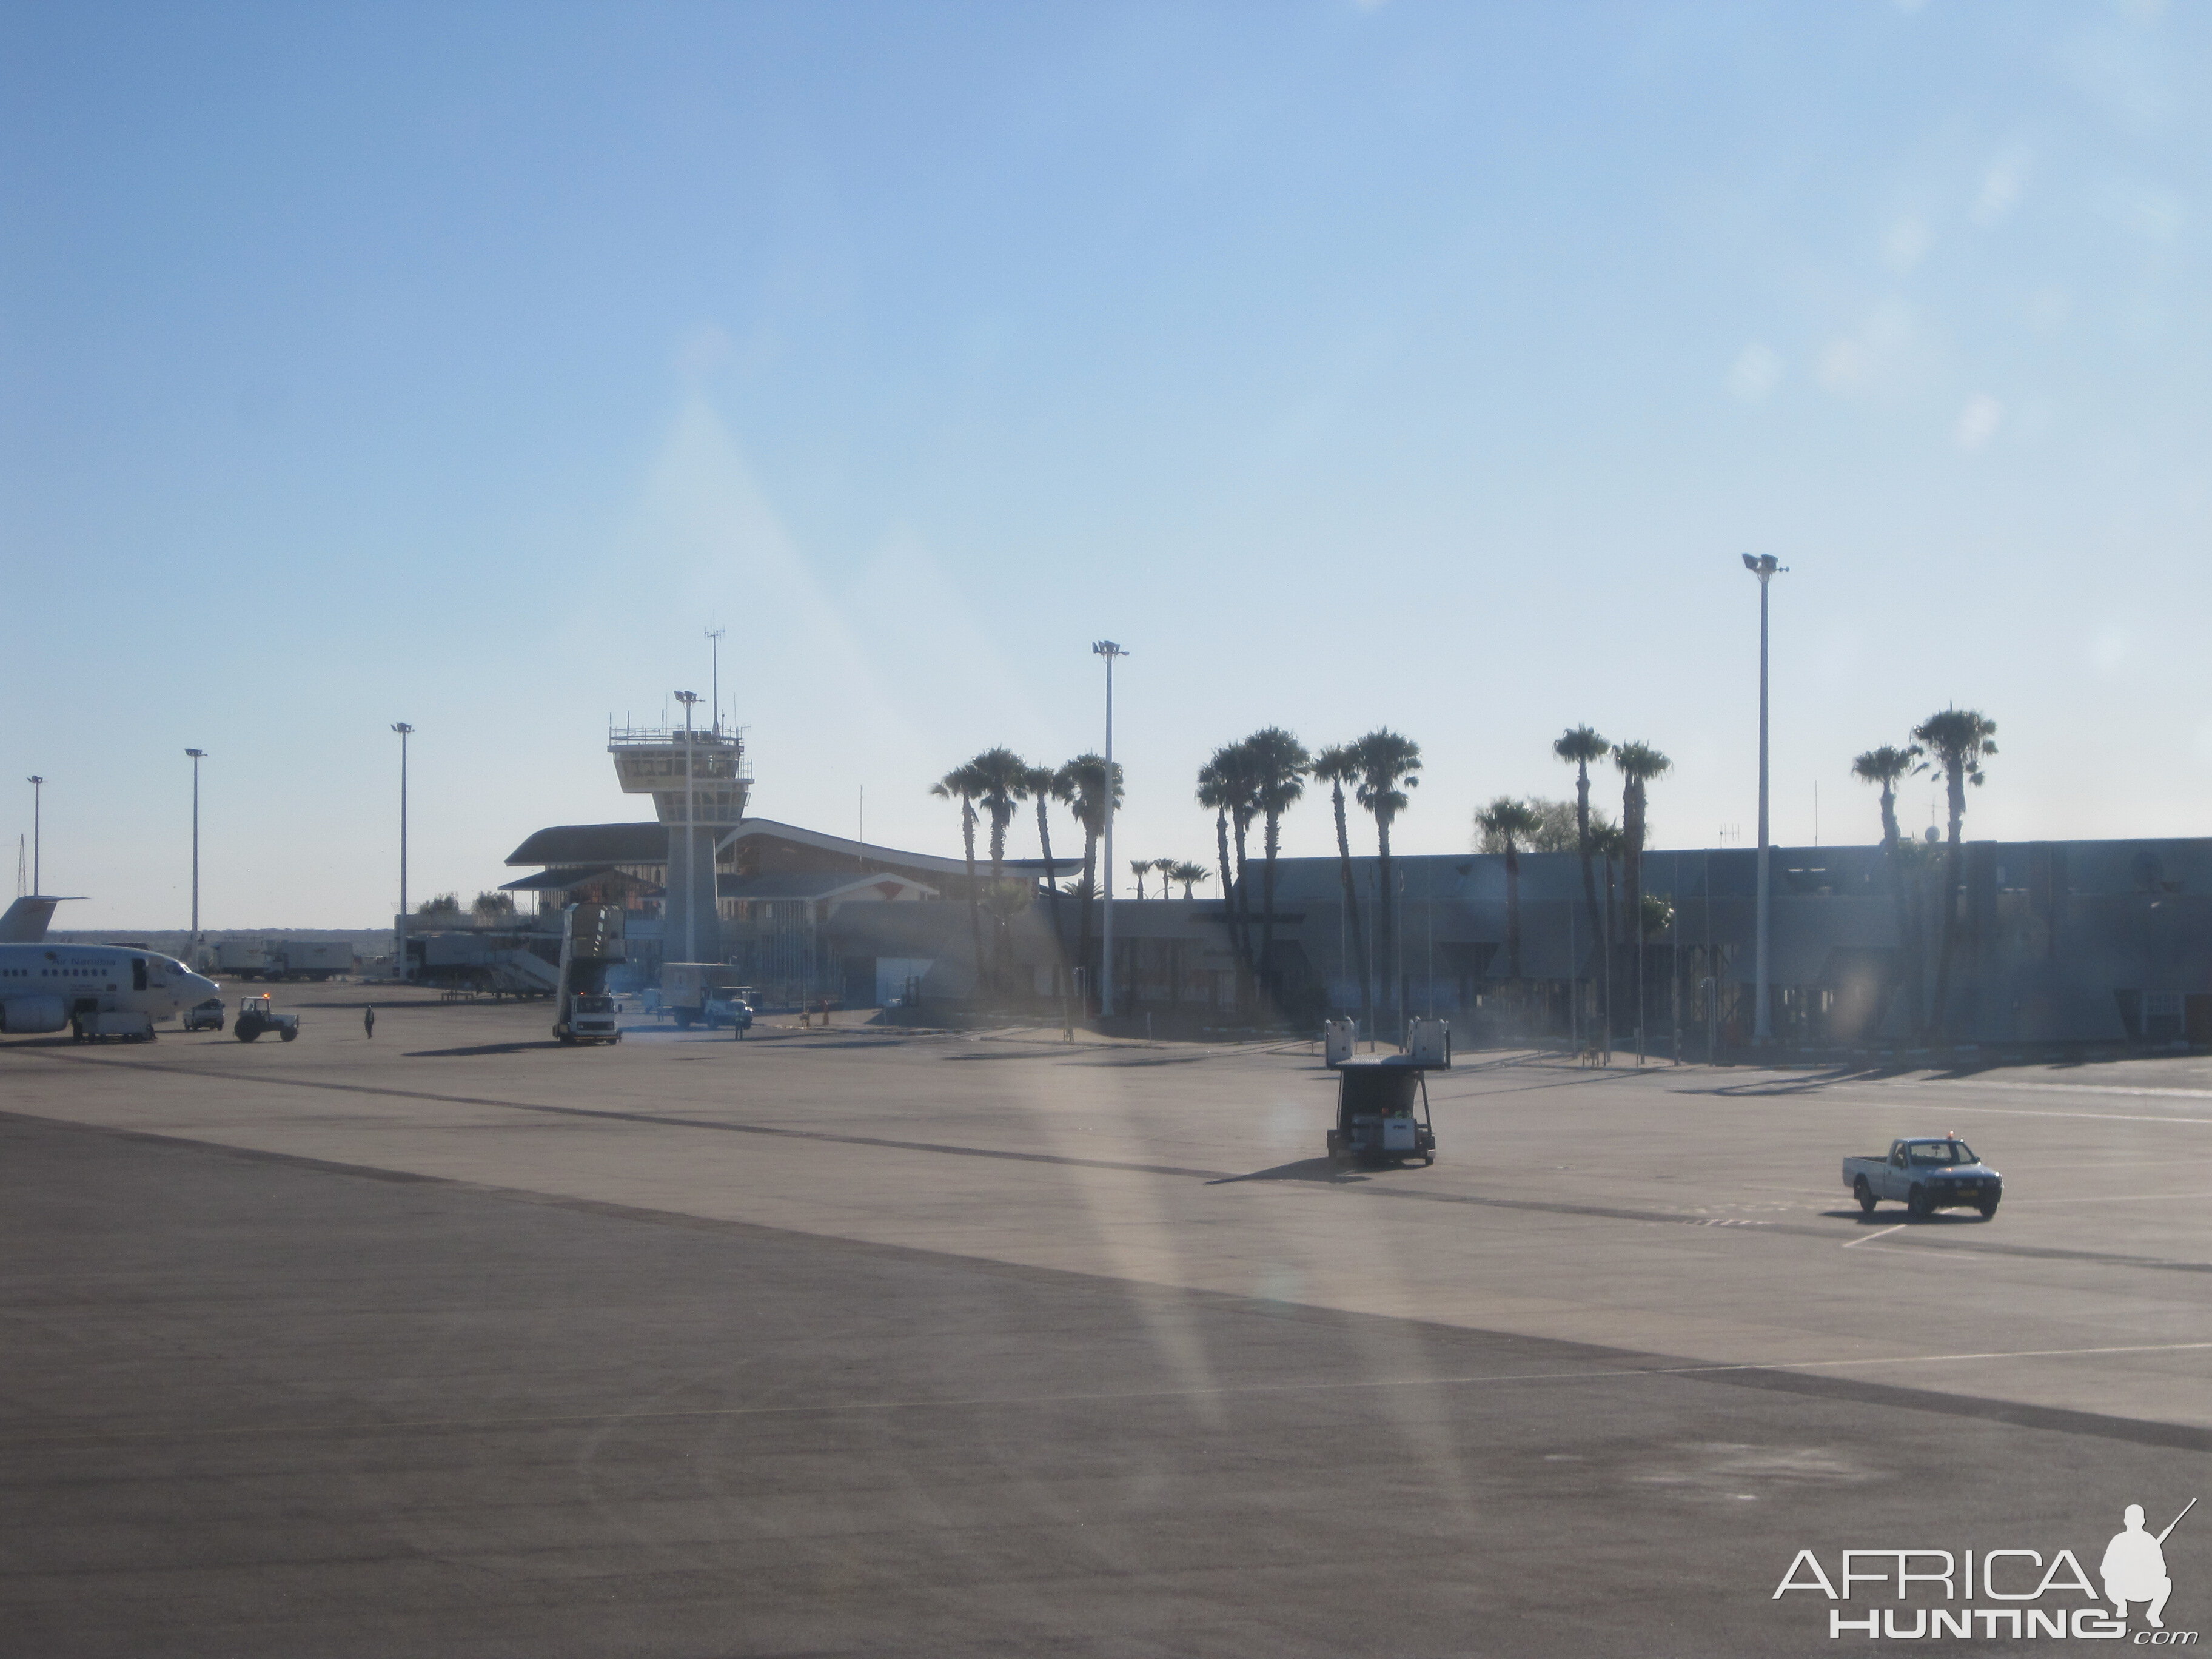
4;992;2209;1654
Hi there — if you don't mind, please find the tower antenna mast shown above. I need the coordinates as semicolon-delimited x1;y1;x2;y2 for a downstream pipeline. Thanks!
706;628;726;736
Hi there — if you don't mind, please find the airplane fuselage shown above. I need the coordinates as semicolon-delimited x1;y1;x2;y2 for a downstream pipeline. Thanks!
0;943;221;1036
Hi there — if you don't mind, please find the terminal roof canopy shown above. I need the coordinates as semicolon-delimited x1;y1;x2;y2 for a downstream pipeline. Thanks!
504;823;671;867
714;820;1074;879
497;865;666;897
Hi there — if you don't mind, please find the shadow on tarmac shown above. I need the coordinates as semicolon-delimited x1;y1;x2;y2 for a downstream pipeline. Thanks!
1207;1156;1433;1187
402;1041;569;1057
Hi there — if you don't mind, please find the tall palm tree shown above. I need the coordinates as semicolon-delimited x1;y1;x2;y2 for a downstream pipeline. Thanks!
1911;708;1998;1037
1056;752;1121;1011
1611;742;1672;1059
1169;861;1210;899
1475;797;1543;984
930;762;987;998
1553;726;1609;1032
1313;745;1373;1038
1852;743;1925;1038
1022;763;1065;984
1196;742;1262;1011
1242;726;1311;1011
965;749;1028;882
1150;857;1179;898
1351;729;1421;1038
965;748;1030;994
1130;859;1151;900
1589;818;1624;1059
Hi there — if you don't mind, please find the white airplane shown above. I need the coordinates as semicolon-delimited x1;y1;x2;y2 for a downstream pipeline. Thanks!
0;896;223;1037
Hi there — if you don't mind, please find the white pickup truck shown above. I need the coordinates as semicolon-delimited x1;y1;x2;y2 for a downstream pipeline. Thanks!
1842;1137;2002;1219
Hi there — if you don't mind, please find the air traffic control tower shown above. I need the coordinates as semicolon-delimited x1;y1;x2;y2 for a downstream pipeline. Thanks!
608;716;751;965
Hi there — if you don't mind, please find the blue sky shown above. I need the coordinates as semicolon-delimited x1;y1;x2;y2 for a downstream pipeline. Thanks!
3;1;2206;927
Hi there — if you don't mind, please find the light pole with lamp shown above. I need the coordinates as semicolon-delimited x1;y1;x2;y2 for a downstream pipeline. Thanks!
391;725;413;982
1741;554;1786;1044
184;750;206;956
25;776;43;894
1091;641;1126;1019
675;691;700;963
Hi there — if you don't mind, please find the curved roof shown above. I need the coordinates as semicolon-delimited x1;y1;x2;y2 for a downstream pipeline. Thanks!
505;823;668;866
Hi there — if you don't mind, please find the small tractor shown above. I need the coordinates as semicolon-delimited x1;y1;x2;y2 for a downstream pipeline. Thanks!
233;994;301;1043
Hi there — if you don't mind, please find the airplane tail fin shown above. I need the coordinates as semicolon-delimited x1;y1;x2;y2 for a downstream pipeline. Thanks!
0;896;76;943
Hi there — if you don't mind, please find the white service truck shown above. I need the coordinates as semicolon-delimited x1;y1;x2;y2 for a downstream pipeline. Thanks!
660;962;749;1030
213;940;267;978
264;940;352;982
1842;1136;2002;1219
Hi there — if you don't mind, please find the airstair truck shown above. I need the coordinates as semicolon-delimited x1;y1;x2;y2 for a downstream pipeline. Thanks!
552;903;625;1045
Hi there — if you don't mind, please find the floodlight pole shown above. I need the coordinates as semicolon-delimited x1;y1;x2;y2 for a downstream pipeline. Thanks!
26;776;43;895
390;726;413;980
185;750;207;947
676;692;700;963
1743;555;1785;1045
1093;641;1126;1019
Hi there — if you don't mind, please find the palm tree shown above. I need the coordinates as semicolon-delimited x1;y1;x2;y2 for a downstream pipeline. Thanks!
1056;752;1121;1011
1852;743;1925;1038
1022;763;1065;987
965;749;1027;882
1150;857;1179;898
1350;729;1421;1039
931;762;988;998
1168;861;1210;899
1589;818;1624;1061
1911;708;1998;1037
1130;859;1151;900
1313;745;1373;1038
964;748;1030;994
1196;742;1262;1011
1553;726;1609;1034
1475;797;1542;984
1242;726;1311;1011
1611;742;1672;1059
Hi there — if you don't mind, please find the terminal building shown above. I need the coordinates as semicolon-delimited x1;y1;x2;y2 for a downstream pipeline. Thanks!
479;717;2212;1050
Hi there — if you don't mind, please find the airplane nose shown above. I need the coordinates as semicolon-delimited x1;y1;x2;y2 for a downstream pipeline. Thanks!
188;973;221;999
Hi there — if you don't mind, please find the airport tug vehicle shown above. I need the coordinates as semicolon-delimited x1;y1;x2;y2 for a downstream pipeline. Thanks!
1842;1135;2002;1219
1324;1017;1449;1168
232;995;300;1043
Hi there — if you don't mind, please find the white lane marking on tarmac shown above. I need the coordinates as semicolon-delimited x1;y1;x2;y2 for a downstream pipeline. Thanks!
1842;1224;1905;1248
1764;1339;2212;1371
1909;1079;2212;1101
1859;1101;2212;1128
2003;1190;2212;1206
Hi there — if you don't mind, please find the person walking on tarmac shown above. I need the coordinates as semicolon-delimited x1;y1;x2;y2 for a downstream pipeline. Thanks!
363;1005;376;1041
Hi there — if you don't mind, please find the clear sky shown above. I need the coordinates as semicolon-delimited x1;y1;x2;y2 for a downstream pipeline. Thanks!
4;2;2206;929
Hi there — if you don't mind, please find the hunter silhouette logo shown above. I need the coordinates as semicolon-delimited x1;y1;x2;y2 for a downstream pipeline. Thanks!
2105;1500;2191;1631
1774;1497;2197;1641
